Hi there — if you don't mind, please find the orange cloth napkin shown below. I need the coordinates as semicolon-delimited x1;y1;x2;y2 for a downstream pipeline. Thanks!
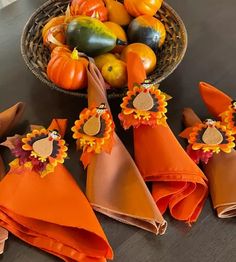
0;118;113;262
199;82;232;118
122;53;208;224
0;102;25;253
84;62;166;234
134;125;208;223
199;82;236;139
181;108;236;218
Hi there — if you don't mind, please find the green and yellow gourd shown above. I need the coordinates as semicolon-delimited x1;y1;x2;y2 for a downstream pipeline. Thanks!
66;16;126;57
127;15;166;52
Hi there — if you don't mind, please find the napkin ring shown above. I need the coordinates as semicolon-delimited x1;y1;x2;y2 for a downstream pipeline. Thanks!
72;103;114;168
186;119;235;164
119;84;168;129
10;128;67;177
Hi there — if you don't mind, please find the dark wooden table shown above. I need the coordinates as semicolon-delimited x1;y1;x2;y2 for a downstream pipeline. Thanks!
0;0;236;261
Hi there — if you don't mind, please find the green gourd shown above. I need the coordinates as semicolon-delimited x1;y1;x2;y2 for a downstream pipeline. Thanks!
66;16;125;57
127;15;166;52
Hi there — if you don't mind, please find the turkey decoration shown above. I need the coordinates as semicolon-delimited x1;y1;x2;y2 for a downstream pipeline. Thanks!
119;84;168;129
10;128;68;177
185;119;235;164
72;103;115;167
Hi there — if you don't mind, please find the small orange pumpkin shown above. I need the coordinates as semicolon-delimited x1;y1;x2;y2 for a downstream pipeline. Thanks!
104;0;131;26
47;47;88;90
124;0;163;17
42;16;66;50
121;43;157;74
42;16;65;37
50;46;71;58
70;0;108;21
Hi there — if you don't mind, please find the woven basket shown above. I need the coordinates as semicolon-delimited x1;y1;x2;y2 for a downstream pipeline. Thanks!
21;0;187;98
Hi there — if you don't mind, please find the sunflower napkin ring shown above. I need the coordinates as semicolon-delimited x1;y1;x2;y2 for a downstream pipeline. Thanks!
118;83;169;129
7;128;68;177
72;103;115;168
186;119;235;164
219;100;236;135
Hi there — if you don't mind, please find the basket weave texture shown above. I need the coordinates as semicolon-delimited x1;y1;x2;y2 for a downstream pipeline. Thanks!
21;0;187;98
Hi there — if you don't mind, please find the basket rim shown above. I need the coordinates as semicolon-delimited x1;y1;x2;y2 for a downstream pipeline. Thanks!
21;0;188;99
154;1;188;83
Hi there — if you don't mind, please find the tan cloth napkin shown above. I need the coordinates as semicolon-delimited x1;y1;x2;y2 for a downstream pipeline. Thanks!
182;108;236;218
85;62;167;234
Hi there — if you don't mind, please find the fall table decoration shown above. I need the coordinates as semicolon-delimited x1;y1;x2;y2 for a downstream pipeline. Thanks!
21;0;187;97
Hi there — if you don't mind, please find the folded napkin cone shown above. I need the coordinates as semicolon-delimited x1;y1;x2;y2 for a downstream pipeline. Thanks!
121;52;208;223
199;82;232;118
199;81;236;139
0;118;113;261
182;105;236;219
85;62;167;234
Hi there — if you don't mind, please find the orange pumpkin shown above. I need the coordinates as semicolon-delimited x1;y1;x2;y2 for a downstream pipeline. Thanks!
47;47;88;90
104;0;131;26
42;16;66;50
50;46;72;59
70;0;108;21
124;0;163;17
42;16;65;37
121;43;157;74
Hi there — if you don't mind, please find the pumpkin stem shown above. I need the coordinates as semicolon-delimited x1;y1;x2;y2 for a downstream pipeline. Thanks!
71;48;79;60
